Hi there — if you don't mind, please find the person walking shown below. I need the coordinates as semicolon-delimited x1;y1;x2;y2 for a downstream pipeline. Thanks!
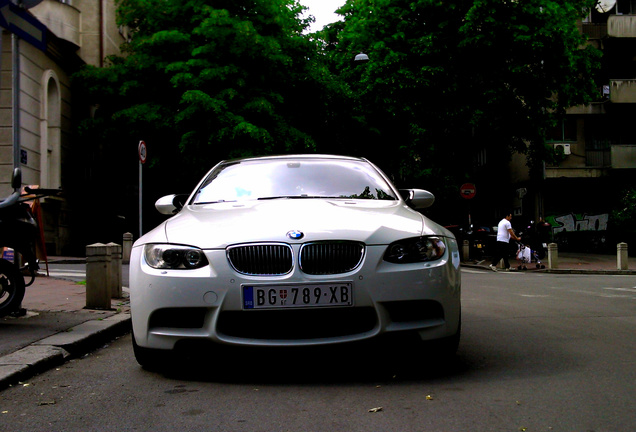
489;212;521;272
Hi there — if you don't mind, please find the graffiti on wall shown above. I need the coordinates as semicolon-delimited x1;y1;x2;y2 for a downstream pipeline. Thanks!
546;213;609;234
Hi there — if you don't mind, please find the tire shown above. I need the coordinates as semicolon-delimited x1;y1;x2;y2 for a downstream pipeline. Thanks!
0;259;25;318
131;329;171;371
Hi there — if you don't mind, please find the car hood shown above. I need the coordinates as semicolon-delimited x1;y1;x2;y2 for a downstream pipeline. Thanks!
138;199;448;249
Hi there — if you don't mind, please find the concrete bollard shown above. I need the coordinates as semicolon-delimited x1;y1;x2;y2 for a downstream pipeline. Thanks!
462;240;470;262
122;232;133;264
86;243;112;310
548;243;559;269
107;242;123;298
617;243;628;270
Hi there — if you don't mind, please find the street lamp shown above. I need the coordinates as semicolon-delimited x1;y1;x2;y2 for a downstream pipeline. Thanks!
354;52;369;62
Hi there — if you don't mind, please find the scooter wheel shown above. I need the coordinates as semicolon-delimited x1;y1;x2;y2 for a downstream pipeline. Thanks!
0;259;26;318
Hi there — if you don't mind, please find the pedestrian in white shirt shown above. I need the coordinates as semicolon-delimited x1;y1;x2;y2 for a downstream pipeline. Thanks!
489;212;521;272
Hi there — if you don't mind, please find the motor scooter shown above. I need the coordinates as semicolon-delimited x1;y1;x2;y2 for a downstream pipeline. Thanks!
0;168;61;318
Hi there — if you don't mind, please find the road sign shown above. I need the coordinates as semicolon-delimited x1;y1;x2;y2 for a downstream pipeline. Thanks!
460;183;476;200
0;0;47;52
138;140;147;164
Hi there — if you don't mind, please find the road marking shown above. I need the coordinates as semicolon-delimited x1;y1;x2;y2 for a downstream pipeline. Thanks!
47;271;86;278
602;287;636;293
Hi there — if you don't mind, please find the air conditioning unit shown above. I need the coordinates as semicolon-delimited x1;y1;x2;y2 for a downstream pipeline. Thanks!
553;143;571;155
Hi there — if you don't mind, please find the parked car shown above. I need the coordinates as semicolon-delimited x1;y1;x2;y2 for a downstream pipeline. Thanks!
129;154;462;369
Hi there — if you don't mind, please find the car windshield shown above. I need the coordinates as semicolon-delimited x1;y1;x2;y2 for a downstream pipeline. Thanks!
192;159;398;204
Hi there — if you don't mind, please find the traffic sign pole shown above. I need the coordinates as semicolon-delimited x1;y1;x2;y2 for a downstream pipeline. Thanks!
139;159;142;237
138;141;147;237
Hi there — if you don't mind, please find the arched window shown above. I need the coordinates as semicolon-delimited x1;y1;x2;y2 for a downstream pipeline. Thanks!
40;71;61;189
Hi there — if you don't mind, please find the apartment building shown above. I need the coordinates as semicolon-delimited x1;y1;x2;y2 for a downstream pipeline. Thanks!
495;1;636;253
0;0;124;255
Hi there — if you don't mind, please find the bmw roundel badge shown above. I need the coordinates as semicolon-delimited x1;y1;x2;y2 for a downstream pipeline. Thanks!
287;230;304;240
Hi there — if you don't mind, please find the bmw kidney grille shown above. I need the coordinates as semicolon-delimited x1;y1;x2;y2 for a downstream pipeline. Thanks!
227;241;365;276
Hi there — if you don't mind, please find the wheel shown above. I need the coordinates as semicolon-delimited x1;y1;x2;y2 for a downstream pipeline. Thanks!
131;329;171;371
0;259;25;318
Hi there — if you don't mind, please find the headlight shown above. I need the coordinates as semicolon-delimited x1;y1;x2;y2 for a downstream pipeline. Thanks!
383;236;446;264
143;244;209;269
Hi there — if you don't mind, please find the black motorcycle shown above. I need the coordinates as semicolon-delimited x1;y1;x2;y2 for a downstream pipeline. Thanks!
0;168;61;318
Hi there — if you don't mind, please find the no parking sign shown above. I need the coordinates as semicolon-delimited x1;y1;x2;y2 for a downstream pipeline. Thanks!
138;140;147;164
460;183;476;199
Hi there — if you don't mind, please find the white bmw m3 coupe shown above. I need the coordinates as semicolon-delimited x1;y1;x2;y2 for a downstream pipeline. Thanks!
129;154;461;368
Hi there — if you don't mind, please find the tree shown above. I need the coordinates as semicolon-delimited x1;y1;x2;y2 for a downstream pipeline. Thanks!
611;187;636;238
72;0;359;235
323;0;601;186
73;0;345;191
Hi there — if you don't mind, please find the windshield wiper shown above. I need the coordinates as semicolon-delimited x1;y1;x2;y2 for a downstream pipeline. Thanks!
193;200;237;205
257;195;345;200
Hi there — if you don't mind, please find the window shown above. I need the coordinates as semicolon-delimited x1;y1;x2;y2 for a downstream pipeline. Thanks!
40;72;61;190
616;0;636;14
547;119;577;142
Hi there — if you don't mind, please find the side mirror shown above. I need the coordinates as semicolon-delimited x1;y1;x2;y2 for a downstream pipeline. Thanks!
155;194;188;215
400;189;435;209
11;168;21;190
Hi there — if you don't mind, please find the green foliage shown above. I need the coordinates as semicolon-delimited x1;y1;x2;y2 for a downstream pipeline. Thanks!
611;188;636;233
73;0;344;191
321;0;600;183
72;0;604;228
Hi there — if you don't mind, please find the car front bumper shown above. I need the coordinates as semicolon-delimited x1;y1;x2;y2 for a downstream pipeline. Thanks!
130;242;461;351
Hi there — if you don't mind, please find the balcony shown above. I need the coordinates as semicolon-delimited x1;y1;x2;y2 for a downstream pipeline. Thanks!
586;149;611;167
582;23;608;39
611;144;636;168
610;79;636;103
31;0;80;48
608;14;636;38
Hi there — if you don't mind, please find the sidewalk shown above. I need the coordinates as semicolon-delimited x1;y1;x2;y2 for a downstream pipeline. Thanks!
462;251;636;274
2;252;636;390
0;260;130;390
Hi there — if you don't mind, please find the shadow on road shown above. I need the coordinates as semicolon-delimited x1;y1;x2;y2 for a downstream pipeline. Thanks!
146;336;472;384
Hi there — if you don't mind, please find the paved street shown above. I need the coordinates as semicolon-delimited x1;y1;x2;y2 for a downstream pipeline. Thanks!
1;269;634;431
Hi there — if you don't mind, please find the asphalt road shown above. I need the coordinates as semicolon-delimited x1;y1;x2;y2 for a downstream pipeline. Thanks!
1;269;634;431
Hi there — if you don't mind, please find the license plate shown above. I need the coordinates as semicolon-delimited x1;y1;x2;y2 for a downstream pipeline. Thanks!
242;283;353;310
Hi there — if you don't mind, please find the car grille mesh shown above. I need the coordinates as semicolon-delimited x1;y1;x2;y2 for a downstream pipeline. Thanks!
227;244;293;276
226;241;365;276
300;242;365;275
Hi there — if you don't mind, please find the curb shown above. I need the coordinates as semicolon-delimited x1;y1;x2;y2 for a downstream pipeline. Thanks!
460;263;636;275
0;313;131;391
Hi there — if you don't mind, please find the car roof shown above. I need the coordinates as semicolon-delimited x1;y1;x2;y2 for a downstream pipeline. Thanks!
222;154;367;164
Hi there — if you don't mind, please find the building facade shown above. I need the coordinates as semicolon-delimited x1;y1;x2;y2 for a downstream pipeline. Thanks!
510;1;636;252
0;0;124;255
